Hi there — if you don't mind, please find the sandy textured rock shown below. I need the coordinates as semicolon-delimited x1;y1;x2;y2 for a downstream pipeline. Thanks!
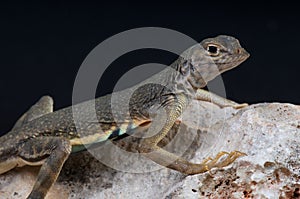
1;101;300;199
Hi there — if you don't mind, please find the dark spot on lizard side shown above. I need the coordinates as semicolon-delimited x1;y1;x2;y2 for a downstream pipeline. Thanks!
108;128;122;139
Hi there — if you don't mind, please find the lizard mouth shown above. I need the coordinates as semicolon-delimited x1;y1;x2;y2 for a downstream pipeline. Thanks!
218;54;249;72
191;53;249;85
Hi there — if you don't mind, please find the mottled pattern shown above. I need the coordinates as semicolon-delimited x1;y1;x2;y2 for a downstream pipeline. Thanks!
0;35;250;199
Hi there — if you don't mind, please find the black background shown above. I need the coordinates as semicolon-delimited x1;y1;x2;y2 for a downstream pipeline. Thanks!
0;1;299;135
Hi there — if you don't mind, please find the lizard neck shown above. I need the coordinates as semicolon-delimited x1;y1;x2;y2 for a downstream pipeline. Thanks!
164;57;206;99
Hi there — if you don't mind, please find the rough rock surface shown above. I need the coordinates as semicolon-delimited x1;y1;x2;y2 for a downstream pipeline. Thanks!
1;101;300;199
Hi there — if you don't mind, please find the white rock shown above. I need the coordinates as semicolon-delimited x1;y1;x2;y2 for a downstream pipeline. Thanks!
1;102;300;199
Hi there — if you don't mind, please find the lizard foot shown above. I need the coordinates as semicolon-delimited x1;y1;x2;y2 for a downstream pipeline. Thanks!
231;103;248;109
202;150;247;171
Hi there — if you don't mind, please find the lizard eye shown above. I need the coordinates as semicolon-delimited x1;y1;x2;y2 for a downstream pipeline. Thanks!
206;44;220;56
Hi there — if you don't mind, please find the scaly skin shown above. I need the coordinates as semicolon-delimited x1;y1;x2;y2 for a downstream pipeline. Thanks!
0;35;249;199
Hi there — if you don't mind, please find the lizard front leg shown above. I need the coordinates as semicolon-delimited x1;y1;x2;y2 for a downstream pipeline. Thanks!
140;129;246;175
142;145;245;174
138;94;245;175
17;137;71;199
195;89;248;109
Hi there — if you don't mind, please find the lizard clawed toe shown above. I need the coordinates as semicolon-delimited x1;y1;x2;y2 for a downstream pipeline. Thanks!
201;150;246;171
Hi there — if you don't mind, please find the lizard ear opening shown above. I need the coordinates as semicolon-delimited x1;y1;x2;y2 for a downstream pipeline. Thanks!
179;60;191;76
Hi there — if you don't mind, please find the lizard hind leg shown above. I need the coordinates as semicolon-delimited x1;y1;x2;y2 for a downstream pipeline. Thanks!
0;96;54;176
0;136;19;175
17;137;71;199
12;95;54;131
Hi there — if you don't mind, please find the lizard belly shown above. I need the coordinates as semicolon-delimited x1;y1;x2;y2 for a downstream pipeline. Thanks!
70;119;152;153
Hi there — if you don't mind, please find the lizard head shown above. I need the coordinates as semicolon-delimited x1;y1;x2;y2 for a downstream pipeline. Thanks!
178;35;250;89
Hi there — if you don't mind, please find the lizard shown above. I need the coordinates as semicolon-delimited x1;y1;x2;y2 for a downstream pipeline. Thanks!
0;35;249;199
